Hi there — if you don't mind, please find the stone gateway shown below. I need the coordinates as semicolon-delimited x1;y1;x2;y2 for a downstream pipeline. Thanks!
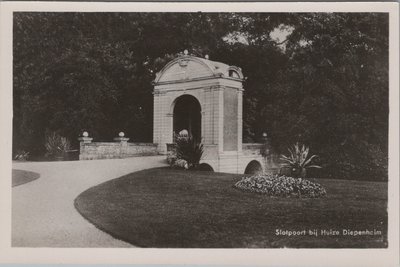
153;54;279;174
79;53;279;174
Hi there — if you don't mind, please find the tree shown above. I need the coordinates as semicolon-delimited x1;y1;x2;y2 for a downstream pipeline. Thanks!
255;13;389;180
13;13;388;180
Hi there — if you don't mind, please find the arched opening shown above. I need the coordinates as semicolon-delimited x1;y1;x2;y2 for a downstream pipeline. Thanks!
196;163;214;172
244;160;263;175
173;95;201;142
229;70;240;78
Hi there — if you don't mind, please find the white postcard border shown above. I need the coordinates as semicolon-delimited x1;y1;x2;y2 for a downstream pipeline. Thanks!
0;2;398;266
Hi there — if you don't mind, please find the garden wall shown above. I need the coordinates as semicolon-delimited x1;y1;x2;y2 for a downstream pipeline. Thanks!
79;140;158;160
167;142;281;174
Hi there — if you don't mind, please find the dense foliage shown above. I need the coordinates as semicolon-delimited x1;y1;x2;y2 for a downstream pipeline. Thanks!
13;13;388;180
235;174;327;198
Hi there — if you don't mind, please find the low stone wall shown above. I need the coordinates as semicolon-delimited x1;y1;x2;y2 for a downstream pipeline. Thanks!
79;141;158;160
242;143;281;172
242;143;264;156
166;142;281;174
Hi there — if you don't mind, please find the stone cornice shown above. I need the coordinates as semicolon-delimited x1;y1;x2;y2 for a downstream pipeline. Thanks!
154;75;243;86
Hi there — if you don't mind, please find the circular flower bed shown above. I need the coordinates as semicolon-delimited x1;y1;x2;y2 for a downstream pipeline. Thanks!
234;174;327;198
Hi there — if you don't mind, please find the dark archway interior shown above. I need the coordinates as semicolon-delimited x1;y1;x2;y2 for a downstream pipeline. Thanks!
197;163;214;172
244;160;263;175
173;95;201;142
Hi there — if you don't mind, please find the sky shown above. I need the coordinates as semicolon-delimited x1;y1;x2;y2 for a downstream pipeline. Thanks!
224;24;294;51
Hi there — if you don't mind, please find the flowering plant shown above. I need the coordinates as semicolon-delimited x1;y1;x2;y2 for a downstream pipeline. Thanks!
235;173;326;198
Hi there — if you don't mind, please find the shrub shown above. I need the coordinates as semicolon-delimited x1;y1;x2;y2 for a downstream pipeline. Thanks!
280;143;321;178
14;150;30;161
167;150;189;169
44;132;71;159
173;159;189;169
167;150;177;166
175;133;204;169
322;142;388;181
234;173;327;198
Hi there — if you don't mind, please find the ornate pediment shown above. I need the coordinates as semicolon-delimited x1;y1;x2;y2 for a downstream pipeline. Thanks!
154;55;243;85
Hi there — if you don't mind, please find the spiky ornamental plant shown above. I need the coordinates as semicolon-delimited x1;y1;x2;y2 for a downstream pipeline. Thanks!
44;132;71;159
280;143;321;178
175;133;204;169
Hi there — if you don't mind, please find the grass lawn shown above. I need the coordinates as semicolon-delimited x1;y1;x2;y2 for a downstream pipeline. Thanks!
74;167;387;248
12;169;40;187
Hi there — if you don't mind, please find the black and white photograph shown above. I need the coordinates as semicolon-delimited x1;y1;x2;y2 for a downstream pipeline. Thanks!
0;1;399;266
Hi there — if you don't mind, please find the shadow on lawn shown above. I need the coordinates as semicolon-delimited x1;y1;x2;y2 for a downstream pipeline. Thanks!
12;169;40;187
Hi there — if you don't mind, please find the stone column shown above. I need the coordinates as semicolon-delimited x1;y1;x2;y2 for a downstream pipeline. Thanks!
153;91;162;145
237;88;243;152
216;87;224;153
78;136;93;160
114;136;130;158
203;86;216;145
153;90;170;154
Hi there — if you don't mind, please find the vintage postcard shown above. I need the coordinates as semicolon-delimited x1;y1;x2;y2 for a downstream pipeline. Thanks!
0;1;398;266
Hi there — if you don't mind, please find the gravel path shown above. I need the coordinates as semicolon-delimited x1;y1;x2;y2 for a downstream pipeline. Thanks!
12;156;166;247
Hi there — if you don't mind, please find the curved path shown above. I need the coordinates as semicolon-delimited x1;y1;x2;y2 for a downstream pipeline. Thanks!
12;156;166;247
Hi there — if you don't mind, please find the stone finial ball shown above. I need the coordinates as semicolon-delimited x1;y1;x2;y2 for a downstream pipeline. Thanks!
119;132;125;137
82;131;89;137
184;49;189;55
